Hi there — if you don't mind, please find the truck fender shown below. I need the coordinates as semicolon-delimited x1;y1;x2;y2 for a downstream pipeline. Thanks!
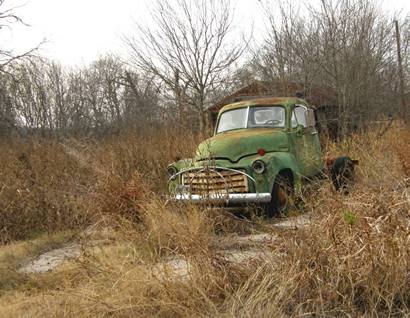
266;153;302;194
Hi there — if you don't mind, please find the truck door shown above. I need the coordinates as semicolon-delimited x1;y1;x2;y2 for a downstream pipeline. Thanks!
289;105;322;177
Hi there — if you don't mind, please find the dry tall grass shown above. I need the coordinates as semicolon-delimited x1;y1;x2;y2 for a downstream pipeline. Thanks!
0;129;200;243
0;139;94;243
0;125;408;317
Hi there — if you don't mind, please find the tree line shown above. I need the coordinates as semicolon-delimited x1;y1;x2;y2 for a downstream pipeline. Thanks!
0;57;164;135
0;0;409;137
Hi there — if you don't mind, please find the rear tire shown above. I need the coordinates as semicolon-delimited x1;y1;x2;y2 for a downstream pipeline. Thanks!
265;172;294;218
331;156;356;193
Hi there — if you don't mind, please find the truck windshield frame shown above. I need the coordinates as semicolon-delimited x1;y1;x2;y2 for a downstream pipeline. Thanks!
216;105;286;134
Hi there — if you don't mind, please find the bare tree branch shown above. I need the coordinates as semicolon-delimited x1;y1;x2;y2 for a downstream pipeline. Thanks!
124;0;249;133
0;0;42;73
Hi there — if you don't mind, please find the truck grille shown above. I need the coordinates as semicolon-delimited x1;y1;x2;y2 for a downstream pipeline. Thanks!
183;170;249;195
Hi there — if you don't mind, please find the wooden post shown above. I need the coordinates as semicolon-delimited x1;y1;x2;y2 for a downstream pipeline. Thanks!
394;20;406;120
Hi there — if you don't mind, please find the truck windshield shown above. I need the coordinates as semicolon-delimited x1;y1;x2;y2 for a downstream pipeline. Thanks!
216;106;285;134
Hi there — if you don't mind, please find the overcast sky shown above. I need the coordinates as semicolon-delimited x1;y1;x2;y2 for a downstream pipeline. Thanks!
3;0;410;67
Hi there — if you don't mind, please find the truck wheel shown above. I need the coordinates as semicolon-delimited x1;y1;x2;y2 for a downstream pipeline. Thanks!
265;173;294;217
331;156;356;193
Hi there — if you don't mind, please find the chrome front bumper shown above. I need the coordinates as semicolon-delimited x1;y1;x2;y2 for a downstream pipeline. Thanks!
174;193;271;204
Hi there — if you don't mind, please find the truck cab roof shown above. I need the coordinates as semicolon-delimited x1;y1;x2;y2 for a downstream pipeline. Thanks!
218;97;310;113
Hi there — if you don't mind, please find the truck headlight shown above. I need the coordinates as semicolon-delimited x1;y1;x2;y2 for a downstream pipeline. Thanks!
252;160;266;174
167;165;178;179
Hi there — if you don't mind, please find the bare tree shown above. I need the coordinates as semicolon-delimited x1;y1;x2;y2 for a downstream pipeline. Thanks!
0;0;41;133
46;62;68;132
255;0;409;136
64;68;91;133
9;60;54;132
120;69;161;129
0;72;14;132
0;54;164;136
0;0;40;73
125;0;247;133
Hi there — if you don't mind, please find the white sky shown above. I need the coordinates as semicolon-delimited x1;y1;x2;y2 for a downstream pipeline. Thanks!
2;0;410;67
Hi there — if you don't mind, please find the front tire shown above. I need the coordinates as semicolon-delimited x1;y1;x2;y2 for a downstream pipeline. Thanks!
265;172;294;217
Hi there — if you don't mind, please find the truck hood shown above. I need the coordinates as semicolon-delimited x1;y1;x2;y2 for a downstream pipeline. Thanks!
195;129;288;162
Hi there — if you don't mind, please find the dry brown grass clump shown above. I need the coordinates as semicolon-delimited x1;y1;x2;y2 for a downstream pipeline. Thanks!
231;189;409;316
0;138;94;243
91;129;201;193
0;129;200;243
391;128;410;178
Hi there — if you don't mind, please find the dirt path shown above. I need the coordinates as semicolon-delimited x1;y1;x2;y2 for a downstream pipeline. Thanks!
18;243;81;274
18;213;311;275
270;213;311;229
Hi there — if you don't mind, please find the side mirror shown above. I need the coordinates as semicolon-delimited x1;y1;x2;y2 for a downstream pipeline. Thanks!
307;109;316;127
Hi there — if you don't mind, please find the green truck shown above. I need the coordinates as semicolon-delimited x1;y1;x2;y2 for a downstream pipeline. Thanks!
167;97;356;216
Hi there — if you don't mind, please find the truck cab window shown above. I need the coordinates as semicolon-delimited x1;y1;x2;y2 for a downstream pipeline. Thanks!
291;105;308;128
